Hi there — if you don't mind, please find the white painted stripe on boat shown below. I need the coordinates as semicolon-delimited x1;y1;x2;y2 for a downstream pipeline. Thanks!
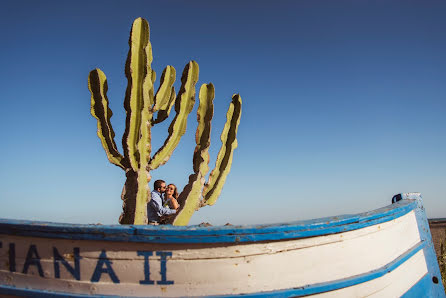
309;250;428;297
0;241;428;297
0;211;422;296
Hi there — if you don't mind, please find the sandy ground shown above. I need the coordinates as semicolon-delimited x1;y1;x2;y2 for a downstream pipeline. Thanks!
429;221;446;258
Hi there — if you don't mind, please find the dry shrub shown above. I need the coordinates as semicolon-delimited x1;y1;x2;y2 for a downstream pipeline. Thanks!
439;228;446;290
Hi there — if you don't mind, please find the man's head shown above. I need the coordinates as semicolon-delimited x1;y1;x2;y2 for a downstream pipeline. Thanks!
154;179;166;193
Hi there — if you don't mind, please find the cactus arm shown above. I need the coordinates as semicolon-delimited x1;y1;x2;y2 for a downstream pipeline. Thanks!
193;84;214;175
171;174;203;226
152;86;176;125
148;61;199;170
152;66;176;125
122;17;151;172
152;66;176;113
151;69;156;87
88;68;126;170
202;94;242;206
173;84;215;226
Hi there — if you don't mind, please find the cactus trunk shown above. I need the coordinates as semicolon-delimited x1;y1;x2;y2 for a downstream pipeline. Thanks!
118;170;138;224
118;171;152;225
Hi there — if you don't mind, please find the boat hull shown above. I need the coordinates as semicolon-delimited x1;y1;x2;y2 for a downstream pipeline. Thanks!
0;193;444;297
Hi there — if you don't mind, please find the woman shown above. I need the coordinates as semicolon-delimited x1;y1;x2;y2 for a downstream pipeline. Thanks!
164;184;180;210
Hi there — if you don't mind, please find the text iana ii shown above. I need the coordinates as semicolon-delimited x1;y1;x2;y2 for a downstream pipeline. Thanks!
0;241;174;284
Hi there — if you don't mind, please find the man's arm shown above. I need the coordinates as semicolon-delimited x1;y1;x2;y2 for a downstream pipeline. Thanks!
149;192;176;216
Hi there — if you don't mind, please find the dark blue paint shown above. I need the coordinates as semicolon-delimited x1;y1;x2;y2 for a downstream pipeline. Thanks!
90;250;120;284
137;251;155;285
0;200;417;244
156;251;173;285
53;247;81;281
8;243;15;272
22;244;44;277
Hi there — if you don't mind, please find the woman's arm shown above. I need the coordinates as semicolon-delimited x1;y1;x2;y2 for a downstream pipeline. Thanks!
169;197;179;210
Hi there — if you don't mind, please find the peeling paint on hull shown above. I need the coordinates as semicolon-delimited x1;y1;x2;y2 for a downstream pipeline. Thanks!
0;193;444;297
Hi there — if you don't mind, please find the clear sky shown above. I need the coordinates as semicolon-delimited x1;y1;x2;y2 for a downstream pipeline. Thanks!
0;0;445;225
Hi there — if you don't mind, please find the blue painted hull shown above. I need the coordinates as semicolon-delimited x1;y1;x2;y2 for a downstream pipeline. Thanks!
0;193;444;297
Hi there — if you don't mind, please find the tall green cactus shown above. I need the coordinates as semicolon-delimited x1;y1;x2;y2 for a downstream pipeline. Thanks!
88;17;242;225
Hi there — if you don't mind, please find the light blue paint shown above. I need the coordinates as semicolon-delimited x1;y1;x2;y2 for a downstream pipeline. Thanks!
402;274;433;298
0;286;100;298
408;193;446;296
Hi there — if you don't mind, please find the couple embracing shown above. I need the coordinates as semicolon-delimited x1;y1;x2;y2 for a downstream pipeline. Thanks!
147;180;180;225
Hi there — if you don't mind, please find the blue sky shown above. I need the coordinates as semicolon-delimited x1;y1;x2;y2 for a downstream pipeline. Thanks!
0;0;445;225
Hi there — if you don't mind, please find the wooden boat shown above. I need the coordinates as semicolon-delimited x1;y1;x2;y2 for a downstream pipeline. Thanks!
0;193;444;297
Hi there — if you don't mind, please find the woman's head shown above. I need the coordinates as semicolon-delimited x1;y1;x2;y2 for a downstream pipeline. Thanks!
166;184;179;199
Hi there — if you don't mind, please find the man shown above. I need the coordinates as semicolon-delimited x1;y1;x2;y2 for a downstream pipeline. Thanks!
147;179;177;225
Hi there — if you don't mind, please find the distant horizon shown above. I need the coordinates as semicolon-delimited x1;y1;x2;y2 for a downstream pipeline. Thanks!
429;218;446;222
0;195;444;226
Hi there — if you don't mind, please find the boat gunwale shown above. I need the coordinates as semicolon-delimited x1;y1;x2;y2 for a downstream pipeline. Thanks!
0;200;417;244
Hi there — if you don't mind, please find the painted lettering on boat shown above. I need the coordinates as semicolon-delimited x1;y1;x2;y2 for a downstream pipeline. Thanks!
0;241;174;284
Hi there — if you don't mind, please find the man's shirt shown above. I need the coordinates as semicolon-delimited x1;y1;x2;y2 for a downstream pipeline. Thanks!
147;190;176;223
